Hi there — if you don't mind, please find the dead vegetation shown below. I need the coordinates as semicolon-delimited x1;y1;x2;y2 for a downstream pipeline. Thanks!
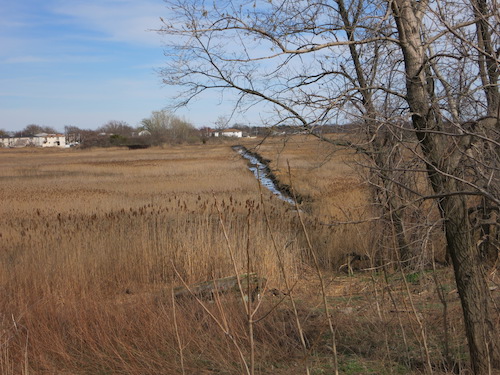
1;138;498;374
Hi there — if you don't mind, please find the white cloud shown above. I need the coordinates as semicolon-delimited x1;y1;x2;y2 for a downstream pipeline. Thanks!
51;0;166;46
0;0;189;132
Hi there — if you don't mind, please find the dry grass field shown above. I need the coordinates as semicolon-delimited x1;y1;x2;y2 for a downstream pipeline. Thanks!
0;138;493;374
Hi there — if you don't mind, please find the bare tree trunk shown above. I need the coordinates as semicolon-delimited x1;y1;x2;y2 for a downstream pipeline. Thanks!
443;190;497;373
471;0;500;268
390;0;499;371
337;0;414;264
471;0;500;119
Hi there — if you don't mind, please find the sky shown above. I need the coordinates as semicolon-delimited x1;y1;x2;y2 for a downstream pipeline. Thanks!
0;0;240;132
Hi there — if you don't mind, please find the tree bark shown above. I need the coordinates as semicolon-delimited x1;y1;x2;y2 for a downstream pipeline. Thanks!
443;188;497;373
471;0;500;118
390;0;499;371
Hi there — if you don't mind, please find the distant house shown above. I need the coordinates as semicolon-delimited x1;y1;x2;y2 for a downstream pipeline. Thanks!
0;133;66;148
35;133;66;147
212;128;243;138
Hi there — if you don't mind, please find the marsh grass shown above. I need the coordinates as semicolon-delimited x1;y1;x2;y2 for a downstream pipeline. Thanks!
240;136;378;267
0;144;312;373
0;141;483;374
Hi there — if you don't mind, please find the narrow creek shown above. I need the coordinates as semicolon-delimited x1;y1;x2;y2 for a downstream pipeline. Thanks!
232;145;297;205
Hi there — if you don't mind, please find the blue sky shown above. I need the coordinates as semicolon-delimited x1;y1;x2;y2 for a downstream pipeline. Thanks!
0;0;237;132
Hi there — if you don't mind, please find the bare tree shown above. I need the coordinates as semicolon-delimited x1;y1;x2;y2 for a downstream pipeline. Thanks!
98;120;134;137
15;124;59;137
140;110;197;144
389;0;499;370
158;0;499;371
214;115;231;130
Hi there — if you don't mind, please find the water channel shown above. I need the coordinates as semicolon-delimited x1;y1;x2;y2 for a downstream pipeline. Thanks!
232;145;297;205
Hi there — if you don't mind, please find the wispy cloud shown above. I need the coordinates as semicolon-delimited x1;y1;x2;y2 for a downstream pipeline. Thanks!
0;0;183;131
2;54;111;65
51;0;166;46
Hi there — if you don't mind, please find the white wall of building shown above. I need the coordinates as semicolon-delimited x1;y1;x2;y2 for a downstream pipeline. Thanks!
212;129;243;137
0;134;66;148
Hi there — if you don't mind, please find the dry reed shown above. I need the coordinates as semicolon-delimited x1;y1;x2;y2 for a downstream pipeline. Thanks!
0;140;485;374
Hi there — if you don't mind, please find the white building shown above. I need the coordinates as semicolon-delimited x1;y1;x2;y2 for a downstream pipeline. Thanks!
212;128;243;138
0;133;66;148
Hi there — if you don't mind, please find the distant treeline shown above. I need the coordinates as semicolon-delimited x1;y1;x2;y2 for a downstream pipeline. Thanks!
2;115;359;149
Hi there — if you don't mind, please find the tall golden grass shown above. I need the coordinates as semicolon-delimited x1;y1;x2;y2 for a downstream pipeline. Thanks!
0;140;479;374
240;135;378;267
1;144;314;374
